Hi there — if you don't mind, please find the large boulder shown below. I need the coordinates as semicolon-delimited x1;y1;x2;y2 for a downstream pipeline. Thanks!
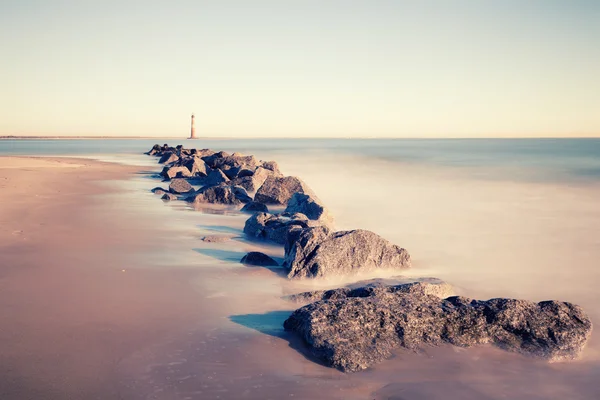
169;178;193;194
254;176;314;205
284;293;593;372
243;212;325;245
191;185;251;205
160;166;192;180
240;252;278;266
284;228;411;279
284;193;333;227
285;278;453;304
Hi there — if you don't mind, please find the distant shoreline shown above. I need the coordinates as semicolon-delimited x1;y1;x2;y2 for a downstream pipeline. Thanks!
1;136;598;140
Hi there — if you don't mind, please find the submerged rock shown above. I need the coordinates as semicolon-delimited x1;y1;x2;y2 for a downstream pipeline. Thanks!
161;193;178;201
254;176;314;205
284;293;593;372
284;228;410;279
240;252;279;266
284;192;333;227
169;178;194;194
241;201;269;213
201;235;233;243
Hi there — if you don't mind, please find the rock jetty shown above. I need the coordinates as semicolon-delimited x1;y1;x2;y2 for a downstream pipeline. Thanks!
144;143;593;372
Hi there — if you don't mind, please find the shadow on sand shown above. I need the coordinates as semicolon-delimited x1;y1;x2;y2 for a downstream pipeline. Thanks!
229;310;330;368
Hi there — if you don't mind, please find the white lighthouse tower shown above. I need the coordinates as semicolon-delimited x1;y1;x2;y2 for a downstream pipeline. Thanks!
189;113;196;139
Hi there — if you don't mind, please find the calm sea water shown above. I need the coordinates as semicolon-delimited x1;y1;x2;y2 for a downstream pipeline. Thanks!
2;137;600;398
1;138;600;183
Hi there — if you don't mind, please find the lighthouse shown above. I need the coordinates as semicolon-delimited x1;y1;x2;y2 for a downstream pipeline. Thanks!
189;113;196;139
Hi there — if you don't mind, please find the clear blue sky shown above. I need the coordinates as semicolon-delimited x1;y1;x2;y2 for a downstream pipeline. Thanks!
1;0;599;138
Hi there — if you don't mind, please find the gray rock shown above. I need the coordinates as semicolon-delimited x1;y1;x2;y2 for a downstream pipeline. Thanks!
241;201;269;213
161;193;178;201
182;157;211;177
261;160;282;176
230;166;275;193
254;176;314;205
158;152;179;164
284;293;593;372
161;166;193;180
243;212;323;245
240;252;279;266
169;178;193;194
191;185;251;205
284;192;333;227
284;228;411;279
146;144;161;155
201;151;232;169
285;278;453;304
202;169;230;187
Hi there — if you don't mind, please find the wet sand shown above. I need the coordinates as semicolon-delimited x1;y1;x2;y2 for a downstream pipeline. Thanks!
1;155;598;400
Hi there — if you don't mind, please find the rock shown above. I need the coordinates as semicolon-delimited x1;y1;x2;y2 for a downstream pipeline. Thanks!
151;187;167;195
158;151;179;164
161;193;178;201
202;169;230;187
192;185;251;205
169;178;193;194
161;166;193;180
284;193;333;227
240;252;279;266
201;151;231;168
201;235;233;243
182;157;210;177
195;148;216;158
285;278;453;304
243;212;325;245
146;144;161;155
237;168;256;178
241;201;269;213
283;293;593;372
254;176;314;205
230;166;275;193
284;228;411;279
261;160;282;176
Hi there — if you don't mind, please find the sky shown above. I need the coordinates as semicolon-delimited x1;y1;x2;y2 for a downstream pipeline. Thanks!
0;0;599;138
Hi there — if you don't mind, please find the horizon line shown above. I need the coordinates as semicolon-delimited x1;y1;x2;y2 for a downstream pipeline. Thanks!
1;135;600;140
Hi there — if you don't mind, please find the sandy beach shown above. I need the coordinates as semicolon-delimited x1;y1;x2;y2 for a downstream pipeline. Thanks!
0;157;208;399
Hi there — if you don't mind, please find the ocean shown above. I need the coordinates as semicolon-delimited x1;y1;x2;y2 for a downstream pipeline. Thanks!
2;137;599;399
